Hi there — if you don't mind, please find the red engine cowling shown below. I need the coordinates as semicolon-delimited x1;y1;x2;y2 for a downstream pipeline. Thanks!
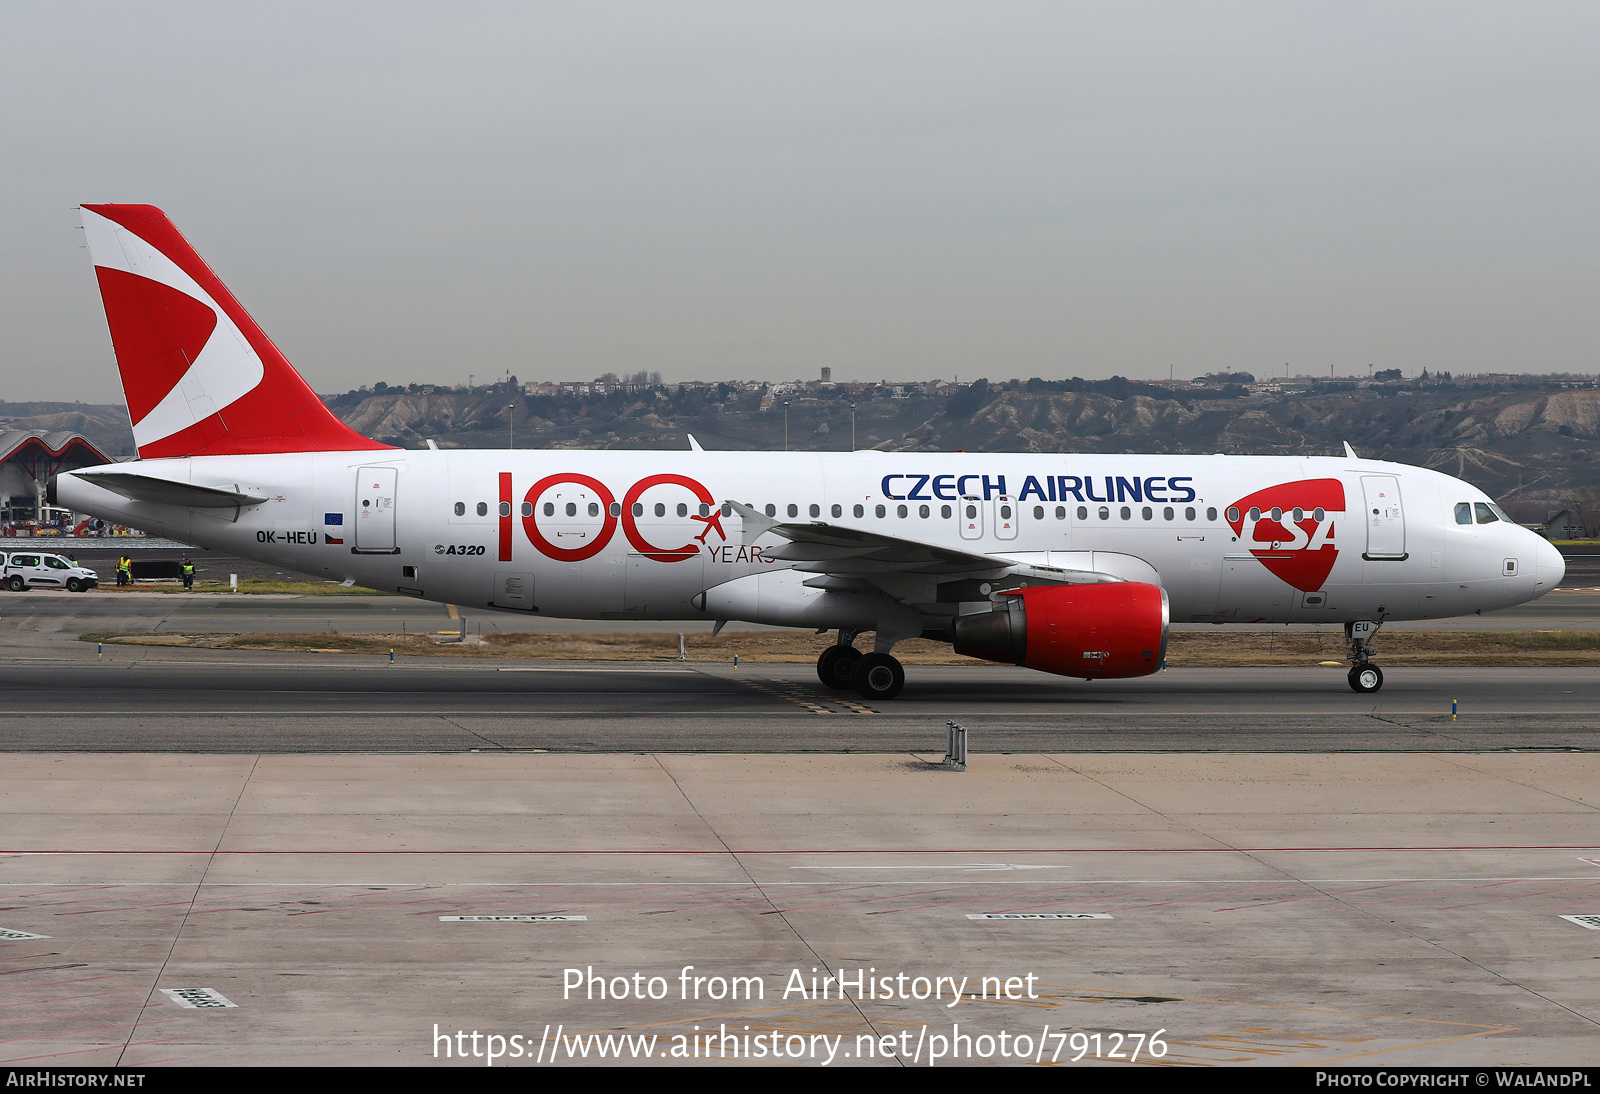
951;582;1169;679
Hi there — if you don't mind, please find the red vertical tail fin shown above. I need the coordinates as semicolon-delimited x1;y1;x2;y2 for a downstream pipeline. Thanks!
80;204;394;459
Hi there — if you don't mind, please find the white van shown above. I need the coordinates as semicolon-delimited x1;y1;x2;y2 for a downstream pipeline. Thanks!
1;553;100;592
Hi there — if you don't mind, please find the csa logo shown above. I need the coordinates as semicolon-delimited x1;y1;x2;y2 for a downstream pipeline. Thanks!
1225;478;1344;592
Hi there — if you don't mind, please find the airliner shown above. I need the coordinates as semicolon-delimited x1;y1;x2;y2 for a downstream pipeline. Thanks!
51;204;1564;699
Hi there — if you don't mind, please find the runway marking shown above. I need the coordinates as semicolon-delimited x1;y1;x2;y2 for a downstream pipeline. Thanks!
494;667;698;673
732;677;876;715
791;864;1067;871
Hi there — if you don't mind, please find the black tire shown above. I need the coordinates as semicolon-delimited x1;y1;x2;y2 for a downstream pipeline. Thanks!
1348;664;1383;694
7;575;25;592
853;652;905;701
66;578;83;592
816;646;862;690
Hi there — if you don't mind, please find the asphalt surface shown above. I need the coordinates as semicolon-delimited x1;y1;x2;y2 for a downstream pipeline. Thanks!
1;557;1596;1066
0;583;1597;752
2;649;1596;752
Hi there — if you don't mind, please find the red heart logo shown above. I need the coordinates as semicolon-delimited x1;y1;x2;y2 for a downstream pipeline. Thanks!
1225;479;1345;592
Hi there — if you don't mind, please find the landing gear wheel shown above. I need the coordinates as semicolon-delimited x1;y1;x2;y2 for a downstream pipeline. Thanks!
66;578;83;593
853;653;905;701
1348;664;1383;694
816;646;862;690
7;576;25;592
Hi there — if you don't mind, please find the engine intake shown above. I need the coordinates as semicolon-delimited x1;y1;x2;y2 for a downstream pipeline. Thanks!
952;582;1169;680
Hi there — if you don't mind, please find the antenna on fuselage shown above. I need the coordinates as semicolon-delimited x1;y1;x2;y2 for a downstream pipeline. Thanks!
1343;441;1359;459
687;434;705;452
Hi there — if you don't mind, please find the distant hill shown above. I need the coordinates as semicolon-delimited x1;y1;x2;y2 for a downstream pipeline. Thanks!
326;379;1600;505
9;379;1600;507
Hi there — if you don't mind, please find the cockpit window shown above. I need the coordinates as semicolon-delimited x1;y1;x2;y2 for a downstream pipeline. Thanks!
1474;502;1499;525
1455;502;1472;525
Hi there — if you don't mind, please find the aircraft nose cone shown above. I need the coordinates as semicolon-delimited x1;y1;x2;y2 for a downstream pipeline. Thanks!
1539;536;1566;588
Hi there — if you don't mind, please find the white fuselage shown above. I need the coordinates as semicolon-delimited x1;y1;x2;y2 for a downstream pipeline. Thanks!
57;449;1563;629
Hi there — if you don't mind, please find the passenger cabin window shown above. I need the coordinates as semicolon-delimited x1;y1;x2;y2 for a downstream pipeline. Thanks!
1456;502;1472;524
918;504;930;518
787;504;798;518
765;504;776;517
453;502;465;516
875;504;886;518
941;505;952;518
853;504;864;518
476;502;488;516
809;504;820;518
897;504;908;518
1055;506;1066;520
1033;506;1044;520
831;504;842;518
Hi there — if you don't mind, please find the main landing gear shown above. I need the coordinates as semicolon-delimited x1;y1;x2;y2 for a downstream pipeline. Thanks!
1345;620;1384;694
816;631;905;700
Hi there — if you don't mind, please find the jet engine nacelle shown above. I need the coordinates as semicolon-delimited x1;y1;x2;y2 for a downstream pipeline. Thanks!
952;582;1169;680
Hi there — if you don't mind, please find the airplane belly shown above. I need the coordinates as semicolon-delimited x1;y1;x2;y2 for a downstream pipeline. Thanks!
1217;557;1293;623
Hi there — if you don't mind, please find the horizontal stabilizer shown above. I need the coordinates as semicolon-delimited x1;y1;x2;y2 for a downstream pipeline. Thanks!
72;471;268;509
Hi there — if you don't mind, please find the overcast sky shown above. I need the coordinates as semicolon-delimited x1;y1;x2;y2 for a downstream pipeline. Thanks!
3;2;1598;402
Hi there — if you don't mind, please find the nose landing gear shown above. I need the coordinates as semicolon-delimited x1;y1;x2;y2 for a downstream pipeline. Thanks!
1347;663;1383;693
1346;620;1384;693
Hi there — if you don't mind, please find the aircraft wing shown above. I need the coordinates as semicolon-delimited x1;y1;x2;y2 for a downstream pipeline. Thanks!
724;500;1132;595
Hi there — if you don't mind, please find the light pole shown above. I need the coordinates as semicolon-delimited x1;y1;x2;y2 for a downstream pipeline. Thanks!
783;400;791;452
850;403;856;451
507;403;516;449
